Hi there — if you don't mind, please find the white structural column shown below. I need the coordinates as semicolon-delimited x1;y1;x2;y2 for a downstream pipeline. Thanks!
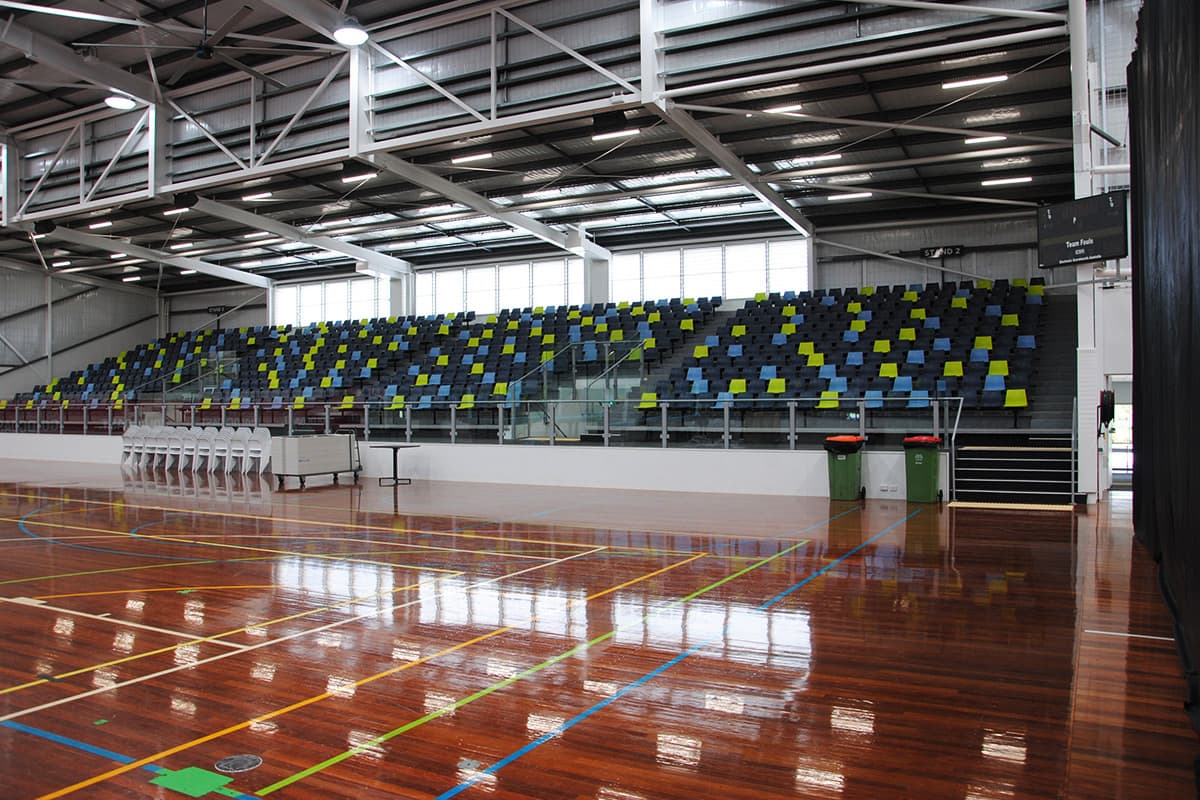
348;43;373;156
1069;0;1100;503
46;227;272;289
147;104;171;196
184;196;413;277
641;0;812;238
1;137;19;227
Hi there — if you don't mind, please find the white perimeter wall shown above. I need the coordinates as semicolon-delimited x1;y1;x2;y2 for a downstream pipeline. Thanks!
0;433;948;499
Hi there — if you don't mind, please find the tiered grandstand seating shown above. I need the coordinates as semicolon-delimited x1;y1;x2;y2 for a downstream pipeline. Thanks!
7;297;720;416
650;278;1044;413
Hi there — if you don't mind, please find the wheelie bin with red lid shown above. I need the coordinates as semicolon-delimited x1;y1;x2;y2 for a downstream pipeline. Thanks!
902;435;942;502
823;435;866;500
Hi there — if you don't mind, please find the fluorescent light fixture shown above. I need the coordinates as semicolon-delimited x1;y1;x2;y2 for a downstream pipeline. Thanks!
981;176;1032;186
592;128;640;141
242;191;273;201
242;231;273;239
341;164;378;182
765;103;804;113
786;154;843;167
451;152;493;164
964;135;1008;144
88;220;113;230
104;93;137;111
592;110;639;141
333;18;369;47
942;74;1008;90
830;192;874;200
179;269;197;275
31;233;46;240
121;275;141;282
169;242;193;250
51;260;71;267
110;252;128;259
162;207;189;216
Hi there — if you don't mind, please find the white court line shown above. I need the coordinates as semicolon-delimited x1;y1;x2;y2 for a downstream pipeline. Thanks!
0;545;607;723
1;598;247;650
1084;628;1174;642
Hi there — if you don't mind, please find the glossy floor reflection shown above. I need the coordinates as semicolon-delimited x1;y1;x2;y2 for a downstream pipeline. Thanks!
0;468;1193;799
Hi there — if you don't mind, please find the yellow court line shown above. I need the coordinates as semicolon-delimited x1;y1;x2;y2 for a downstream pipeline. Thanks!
5;546;606;741
0;574;440;697
0;489;733;554
118;527;562;564
294;495;821;543
4;515;460;574
1;530;624;697
34;585;276;600
0;554;296;588
35;550;704;800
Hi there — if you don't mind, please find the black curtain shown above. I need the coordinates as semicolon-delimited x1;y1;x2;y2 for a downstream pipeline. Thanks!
1129;0;1200;733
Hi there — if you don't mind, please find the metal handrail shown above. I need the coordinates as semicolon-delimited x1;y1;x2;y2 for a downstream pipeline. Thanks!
0;394;966;451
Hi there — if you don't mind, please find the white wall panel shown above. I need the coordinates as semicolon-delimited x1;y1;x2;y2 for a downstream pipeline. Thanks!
167;288;268;334
0;435;949;500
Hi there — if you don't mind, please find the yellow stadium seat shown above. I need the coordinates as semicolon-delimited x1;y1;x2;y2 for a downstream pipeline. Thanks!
1004;389;1028;408
806;352;825;367
637;392;658;409
899;327;916;341
974;335;993;350
943;360;964;377
693;344;709;359
817;390;840;409
873;339;891;354
728;378;747;395
766;378;786;394
988;360;1009;376
879;362;899;378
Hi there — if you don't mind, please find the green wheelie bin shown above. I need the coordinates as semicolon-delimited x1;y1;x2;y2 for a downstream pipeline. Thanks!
902;435;942;502
823;435;866;500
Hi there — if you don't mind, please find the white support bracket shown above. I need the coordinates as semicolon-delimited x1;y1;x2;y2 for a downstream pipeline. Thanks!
648;99;813;236
184;196;413;275
44;226;272;289
0;16;159;103
370;152;606;258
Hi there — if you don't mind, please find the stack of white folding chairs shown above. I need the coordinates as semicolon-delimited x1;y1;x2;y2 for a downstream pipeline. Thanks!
121;425;271;474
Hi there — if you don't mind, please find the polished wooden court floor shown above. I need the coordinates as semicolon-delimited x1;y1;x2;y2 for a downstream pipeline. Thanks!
0;459;1195;799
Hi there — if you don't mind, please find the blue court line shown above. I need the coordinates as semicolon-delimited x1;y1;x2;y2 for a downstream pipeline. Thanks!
1;720;263;800
437;507;922;799
17;506;200;562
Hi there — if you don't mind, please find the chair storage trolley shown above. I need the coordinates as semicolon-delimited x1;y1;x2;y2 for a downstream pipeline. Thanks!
270;433;360;488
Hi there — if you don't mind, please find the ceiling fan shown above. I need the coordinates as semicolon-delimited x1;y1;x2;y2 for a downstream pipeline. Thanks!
62;0;335;89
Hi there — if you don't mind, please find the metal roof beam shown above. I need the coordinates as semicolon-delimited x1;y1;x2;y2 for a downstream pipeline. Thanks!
0;254;158;297
369;152;609;259
184;196;414;274
0;17;158;103
826;0;1067;23
251;0;344;41
649;100;813;236
44;227;272;289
